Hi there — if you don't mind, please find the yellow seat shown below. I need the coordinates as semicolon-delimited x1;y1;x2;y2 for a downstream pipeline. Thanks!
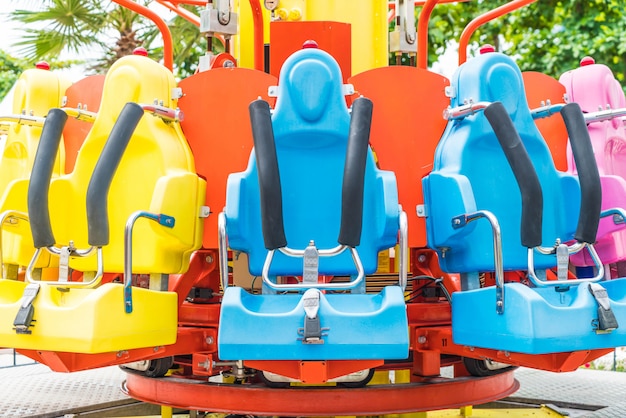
47;54;206;274
0;54;205;353
0;279;177;352
0;67;71;274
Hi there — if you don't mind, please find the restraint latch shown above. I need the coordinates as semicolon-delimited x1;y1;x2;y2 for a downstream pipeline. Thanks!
298;288;327;344
13;283;41;334
556;241;569;281
302;240;319;284
589;283;618;333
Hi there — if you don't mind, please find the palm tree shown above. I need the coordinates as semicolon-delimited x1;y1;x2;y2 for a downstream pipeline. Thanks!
8;0;207;78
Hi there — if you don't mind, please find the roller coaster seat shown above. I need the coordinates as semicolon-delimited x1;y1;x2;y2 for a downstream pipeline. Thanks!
424;51;626;354
560;60;626;266
0;54;204;353
424;52;580;274
225;49;399;277
0;67;71;270
219;47;408;361
48;54;205;274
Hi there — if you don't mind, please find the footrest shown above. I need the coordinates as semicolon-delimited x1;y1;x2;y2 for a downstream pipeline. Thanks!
218;286;409;360
0;279;177;353
452;279;626;354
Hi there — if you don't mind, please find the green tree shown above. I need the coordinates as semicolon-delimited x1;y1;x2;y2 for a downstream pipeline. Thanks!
7;0;206;78
0;50;27;101
425;0;626;84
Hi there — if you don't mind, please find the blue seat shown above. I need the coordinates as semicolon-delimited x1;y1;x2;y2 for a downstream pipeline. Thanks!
423;51;626;354
218;47;408;361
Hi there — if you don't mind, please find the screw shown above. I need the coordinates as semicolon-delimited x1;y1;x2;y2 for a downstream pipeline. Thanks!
417;336;426;344
206;336;214;345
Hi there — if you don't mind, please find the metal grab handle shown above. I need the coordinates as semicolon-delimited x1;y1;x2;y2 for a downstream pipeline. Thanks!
139;103;184;122
218;212;229;291
260;245;365;291
527;243;604;287
443;101;491;120
602;207;626;225
25;246;104;288
61;107;97;123
530;102;565;120
584;107;626;124
452;210;504;314
124;210;175;313
0;114;45;127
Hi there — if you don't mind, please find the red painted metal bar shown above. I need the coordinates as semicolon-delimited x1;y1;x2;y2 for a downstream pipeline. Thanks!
154;0;226;47
123;369;519;415
156;0;200;26
416;0;439;69
458;0;537;65
249;0;265;71
112;0;174;70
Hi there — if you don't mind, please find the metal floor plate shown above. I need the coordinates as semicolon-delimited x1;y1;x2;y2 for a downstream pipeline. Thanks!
0;352;129;418
2;350;626;417
514;367;626;417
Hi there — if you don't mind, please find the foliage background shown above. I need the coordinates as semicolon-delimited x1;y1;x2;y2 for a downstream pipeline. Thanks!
1;0;625;100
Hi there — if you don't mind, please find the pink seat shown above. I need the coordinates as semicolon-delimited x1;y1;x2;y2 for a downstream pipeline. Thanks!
560;58;626;267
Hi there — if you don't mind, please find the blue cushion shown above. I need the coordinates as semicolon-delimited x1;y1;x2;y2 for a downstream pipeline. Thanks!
225;48;398;277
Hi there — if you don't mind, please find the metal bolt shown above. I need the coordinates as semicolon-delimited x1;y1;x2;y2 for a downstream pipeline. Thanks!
418;254;427;264
417;336;427;344
206;336;214;345
206;255;214;264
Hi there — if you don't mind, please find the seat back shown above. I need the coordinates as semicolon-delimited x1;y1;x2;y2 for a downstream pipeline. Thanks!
522;71;569;172
62;75;105;173
349;66;449;248
225;47;399;277
424;52;580;274
178;68;277;249
0;67;71;269
47;54;204;274
560;60;626;265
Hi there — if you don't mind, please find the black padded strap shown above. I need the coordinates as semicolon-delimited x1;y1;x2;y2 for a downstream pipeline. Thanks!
338;97;373;248
86;102;144;246
250;99;287;250
484;102;543;248
561;102;601;244
28;108;68;249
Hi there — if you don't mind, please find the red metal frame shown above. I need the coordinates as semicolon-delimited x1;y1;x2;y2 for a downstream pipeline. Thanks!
458;0;537;65
123;369;519;415
111;0;174;70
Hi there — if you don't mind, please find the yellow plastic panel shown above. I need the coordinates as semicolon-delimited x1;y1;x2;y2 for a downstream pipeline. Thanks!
47;54;205;274
0;68;71;269
0;279;177;353
235;0;387;74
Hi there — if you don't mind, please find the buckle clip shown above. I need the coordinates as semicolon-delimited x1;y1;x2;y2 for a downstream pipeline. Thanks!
13;283;40;334
589;283;618;333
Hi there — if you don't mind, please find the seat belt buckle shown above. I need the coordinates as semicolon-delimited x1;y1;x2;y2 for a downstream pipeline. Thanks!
589;282;618;333
13;283;41;334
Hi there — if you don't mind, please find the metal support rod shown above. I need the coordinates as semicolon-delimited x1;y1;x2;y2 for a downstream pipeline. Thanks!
124;210;175;313
452;210;504;313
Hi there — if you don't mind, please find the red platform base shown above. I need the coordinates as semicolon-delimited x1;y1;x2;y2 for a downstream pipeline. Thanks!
122;369;519;415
